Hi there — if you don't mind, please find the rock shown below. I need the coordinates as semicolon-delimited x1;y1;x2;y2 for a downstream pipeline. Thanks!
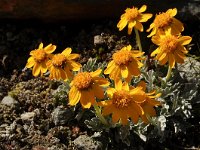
21;112;35;120
73;135;102;150
94;35;105;45
51;106;73;126
1;95;18;106
177;57;200;82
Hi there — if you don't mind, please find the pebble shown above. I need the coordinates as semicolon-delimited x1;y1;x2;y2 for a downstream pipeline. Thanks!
73;134;102;150
1;95;18;106
21;112;35;120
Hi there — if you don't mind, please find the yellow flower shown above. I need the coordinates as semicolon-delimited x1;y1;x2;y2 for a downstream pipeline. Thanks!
69;69;110;109
47;48;82;80
151;32;192;68
137;81;161;124
26;43;56;76
99;80;146;125
147;8;184;37
117;5;152;34
104;45;144;82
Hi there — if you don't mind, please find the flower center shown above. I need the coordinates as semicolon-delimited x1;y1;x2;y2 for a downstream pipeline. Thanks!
154;12;173;29
73;72;93;90
160;35;178;53
33;49;46;62
113;50;132;66
112;90;132;109
126;7;139;20
52;54;67;67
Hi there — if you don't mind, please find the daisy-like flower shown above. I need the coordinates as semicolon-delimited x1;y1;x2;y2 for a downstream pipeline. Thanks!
26;43;56;76
147;8;184;37
151;32;192;68
104;45;144;82
137;81;161;124
117;5;152;34
47;48;82;81
69;69;110;109
99;80;146;125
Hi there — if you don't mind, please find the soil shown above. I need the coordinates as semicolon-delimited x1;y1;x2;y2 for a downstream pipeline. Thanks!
0;18;199;150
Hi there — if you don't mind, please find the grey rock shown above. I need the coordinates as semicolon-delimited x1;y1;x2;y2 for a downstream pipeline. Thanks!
73;134;102;150
21;112;35;120
177;57;200;82
94;35;105;45
51;106;73;126
1;95;18;106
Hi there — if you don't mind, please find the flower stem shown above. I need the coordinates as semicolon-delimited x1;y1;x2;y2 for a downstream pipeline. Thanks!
134;28;142;52
93;104;108;125
165;65;172;82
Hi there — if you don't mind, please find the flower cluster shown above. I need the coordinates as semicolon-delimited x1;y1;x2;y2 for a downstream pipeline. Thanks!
26;44;82;80
25;4;192;127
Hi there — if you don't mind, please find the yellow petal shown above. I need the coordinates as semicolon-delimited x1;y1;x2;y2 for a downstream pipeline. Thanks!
92;83;104;99
115;79;123;91
126;45;132;51
130;87;146;103
120;112;128;125
178;36;192;45
172;18;184;32
112;112;120;123
139;14;152;22
32;63;41;76
90;68;102;77
128;21;136;35
120;65;128;79
69;87;81;106
138;5;147;13
93;77;110;86
117;18;128;31
69;60;82;71
159;54;168;65
147;27;156;37
122;82;129;91
167;8;177;17
152;35;161;45
106;88;116;99
143;104;156;116
104;61;116;74
168;53;175;68
129;108;139;124
158;52;167;61
128;61;140;76
147;97;161;106
44;44;56;54
68;54;80;60
38;43;43;49
134;21;143;32
80;90;94;109
132;103;144;115
26;57;35;68
110;66;121;81
102;104;113;115
40;61;48;74
147;23;154;32
64;66;73;80
151;48;160;57
137;81;146;91
62;48;72;56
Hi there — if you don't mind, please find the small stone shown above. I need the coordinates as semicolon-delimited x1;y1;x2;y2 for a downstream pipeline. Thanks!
94;35;105;45
1;95;18;106
51;106;73;126
21;112;35;120
73;135;102;150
